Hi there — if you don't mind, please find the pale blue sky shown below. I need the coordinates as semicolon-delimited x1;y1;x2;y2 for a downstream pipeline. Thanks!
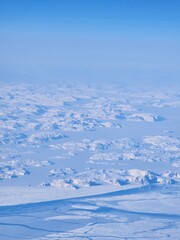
0;0;180;85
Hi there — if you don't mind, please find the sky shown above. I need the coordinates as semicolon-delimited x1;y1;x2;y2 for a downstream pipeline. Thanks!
0;0;180;86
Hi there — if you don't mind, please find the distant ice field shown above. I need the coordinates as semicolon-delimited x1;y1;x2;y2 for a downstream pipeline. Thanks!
0;82;180;239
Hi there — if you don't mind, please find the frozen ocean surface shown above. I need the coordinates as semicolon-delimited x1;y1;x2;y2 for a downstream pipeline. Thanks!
0;82;180;239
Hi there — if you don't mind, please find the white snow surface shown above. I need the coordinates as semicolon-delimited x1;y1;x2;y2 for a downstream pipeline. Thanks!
0;82;180;240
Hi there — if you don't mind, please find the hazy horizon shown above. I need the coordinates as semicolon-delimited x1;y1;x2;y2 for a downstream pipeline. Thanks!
1;0;180;86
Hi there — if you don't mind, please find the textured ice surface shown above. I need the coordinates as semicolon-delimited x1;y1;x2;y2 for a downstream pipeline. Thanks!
41;168;179;189
0;82;180;239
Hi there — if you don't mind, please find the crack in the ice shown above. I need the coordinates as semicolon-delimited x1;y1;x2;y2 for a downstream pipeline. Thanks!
94;206;180;219
0;222;63;233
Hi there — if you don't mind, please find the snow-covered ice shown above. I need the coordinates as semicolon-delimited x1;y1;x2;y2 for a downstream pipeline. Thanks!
0;82;180;239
